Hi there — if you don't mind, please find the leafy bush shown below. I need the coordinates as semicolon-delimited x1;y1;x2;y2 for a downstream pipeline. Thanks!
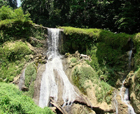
0;83;54;114
0;6;15;20
24;63;37;98
70;57;77;63
0;0;8;8
72;66;97;94
0;41;31;82
0;6;32;43
95;81;113;104
0;6;31;21
3;41;31;61
0;58;26;83
25;63;37;88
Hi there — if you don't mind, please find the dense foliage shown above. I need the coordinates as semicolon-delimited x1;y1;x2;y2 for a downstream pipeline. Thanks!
0;41;31;82
0;83;53;114
0;6;46;83
21;0;140;34
0;0;17;8
61;27;140;87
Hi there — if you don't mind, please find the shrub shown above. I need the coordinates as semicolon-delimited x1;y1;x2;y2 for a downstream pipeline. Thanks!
25;63;37;88
0;6;15;20
0;83;53;114
0;41;31;82
3;41;31;61
24;63;37;98
70;57;77;63
72;66;97;94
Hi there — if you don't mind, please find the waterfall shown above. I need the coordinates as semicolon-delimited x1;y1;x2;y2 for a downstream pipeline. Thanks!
119;80;136;114
18;69;26;90
119;50;136;114
128;50;132;70
113;91;118;114
39;28;78;108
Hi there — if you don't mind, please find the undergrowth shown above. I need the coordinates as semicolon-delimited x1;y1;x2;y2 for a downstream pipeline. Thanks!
72;65;113;103
0;41;31;82
0;83;53;114
24;63;37;98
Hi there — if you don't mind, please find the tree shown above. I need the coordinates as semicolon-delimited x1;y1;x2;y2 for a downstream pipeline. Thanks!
0;0;8;7
8;0;17;9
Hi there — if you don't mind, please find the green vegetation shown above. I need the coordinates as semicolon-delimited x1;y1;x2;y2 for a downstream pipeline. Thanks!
70;57;77;63
135;69;140;100
22;0;140;34
60;27;133;54
0;83;53;114
0;6;32;43
133;33;140;69
24;63;37;98
95;81;113;104
0;41;31;82
72;66;113;103
72;66;96;94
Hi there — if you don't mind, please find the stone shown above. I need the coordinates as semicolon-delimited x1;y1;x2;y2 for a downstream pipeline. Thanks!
116;79;122;88
74;51;80;58
21;85;29;91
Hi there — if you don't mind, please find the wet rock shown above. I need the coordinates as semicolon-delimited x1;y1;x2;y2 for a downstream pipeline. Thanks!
80;54;91;61
69;104;95;114
116;79;122;88
33;64;46;105
124;72;134;87
73;51;80;59
21;85;29;91
65;53;71;58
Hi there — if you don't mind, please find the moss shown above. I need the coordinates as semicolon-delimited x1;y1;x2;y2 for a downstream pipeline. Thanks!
59;26;133;54
72;66;97;94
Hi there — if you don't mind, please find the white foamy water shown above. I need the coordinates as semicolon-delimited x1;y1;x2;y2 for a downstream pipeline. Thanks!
117;50;136;114
128;50;132;70
113;92;118;114
119;80;136;114
39;28;78;108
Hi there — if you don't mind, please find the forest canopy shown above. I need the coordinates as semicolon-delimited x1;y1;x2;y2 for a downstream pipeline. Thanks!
21;0;140;34
0;0;140;34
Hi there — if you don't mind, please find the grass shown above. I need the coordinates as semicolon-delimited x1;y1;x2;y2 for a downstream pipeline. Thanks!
0;82;54;114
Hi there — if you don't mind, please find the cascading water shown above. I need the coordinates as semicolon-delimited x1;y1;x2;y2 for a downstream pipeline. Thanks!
128;50;132;70
119;50;136;114
18;69;26;90
119;80;136;114
39;28;78;108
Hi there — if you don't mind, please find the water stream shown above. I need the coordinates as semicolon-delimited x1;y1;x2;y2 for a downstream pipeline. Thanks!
118;50;136;114
39;28;78;108
119;80;136;114
18;68;26;90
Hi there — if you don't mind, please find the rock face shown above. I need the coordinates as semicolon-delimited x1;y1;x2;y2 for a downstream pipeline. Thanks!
124;72;140;114
62;52;115;114
33;64;46;105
